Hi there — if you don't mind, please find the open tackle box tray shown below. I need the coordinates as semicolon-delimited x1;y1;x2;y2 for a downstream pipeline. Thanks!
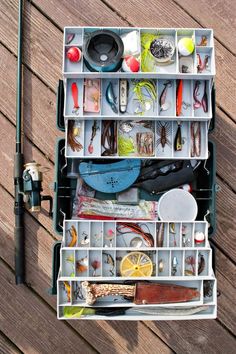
51;27;217;321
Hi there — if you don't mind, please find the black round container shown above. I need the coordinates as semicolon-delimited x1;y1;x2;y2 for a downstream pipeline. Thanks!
83;30;124;72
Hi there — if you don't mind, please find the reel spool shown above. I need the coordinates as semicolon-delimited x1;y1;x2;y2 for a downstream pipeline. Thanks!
83;30;124;72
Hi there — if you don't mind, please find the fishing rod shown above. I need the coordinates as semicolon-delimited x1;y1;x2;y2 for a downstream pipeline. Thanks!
14;0;52;285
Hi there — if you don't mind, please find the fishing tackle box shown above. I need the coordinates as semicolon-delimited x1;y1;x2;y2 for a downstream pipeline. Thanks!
51;27;217;320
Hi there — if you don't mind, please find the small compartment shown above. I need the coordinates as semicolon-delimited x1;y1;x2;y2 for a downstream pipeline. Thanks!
181;223;194;247
120;28;141;59
59;280;71;305
177;30;195;74
103;222;116;247
176;80;193;117
61;250;75;277
116;222;155;248
102;250;116;277
184;250;197;276
156;223;168;247
89;250;102;277
125;79;157;116
203;279;216;304
168;223;181;247
101;79;119;116
171;250;183;276
193;222;207;247
157;79;175;116
64;27;84;46
173;121;189;158
71;281;86;304
65;79;84;117
198;250;210;276
66;120;84;157
75;250;88;277
77;222;90;247
195;29;213;47
101;120;118;156
140;29;177;74
196;47;213;74
190;121;208;159
64;221;78;247
84;120;101;157
118;120;155;157
157;250;170;276
90;222;103;247
116;250;156;277
83;79;101;115
155;121;173;158
193;80;211;117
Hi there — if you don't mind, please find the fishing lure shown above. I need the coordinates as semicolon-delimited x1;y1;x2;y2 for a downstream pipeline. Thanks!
156;122;171;152
157;223;164;247
191;122;201;157
71;82;80;114
198;253;205;275
91;260;101;277
197;35;208;46
66;33;75;45
197;54;209;73
159;81;172;112
76;257;88;274
106;82;118;113
67;120;83;152
116;222;154;247
88;120;99;154
67;47;81;62
176;80;183;116
103;252;115;276
158;259;164;273
185;255;196;276
202;81;208;113
101;121;117;156
67;225;77;247
118;135;135;156
133;80;157;114
174;122;182;151
171;257;178;276
193;80;202;109
63;281;71;302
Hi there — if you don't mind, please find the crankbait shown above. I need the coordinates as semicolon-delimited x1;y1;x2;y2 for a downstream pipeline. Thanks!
71;82;80;114
176;80;183;116
174;122;182;151
106;82;118;113
159;80;172;111
202;81;208;113
88;120;99;154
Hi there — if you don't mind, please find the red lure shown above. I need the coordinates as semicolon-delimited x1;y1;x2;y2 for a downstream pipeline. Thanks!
176;80;183;116
67;47;81;62
71;82;80;114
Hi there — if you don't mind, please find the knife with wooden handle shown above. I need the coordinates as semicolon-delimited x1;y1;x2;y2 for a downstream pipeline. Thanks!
82;282;200;305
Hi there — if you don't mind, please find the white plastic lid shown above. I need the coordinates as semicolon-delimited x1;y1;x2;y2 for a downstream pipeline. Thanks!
158;189;198;221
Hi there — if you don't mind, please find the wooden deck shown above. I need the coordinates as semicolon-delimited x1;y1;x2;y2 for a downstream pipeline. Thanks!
0;0;235;352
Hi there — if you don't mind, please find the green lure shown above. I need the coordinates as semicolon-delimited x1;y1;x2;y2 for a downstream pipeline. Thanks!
63;306;95;318
141;33;158;72
118;135;135;156
132;80;157;114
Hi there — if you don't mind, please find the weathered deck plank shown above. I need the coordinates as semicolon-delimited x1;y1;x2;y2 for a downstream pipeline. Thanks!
0;260;96;354
0;332;21;354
